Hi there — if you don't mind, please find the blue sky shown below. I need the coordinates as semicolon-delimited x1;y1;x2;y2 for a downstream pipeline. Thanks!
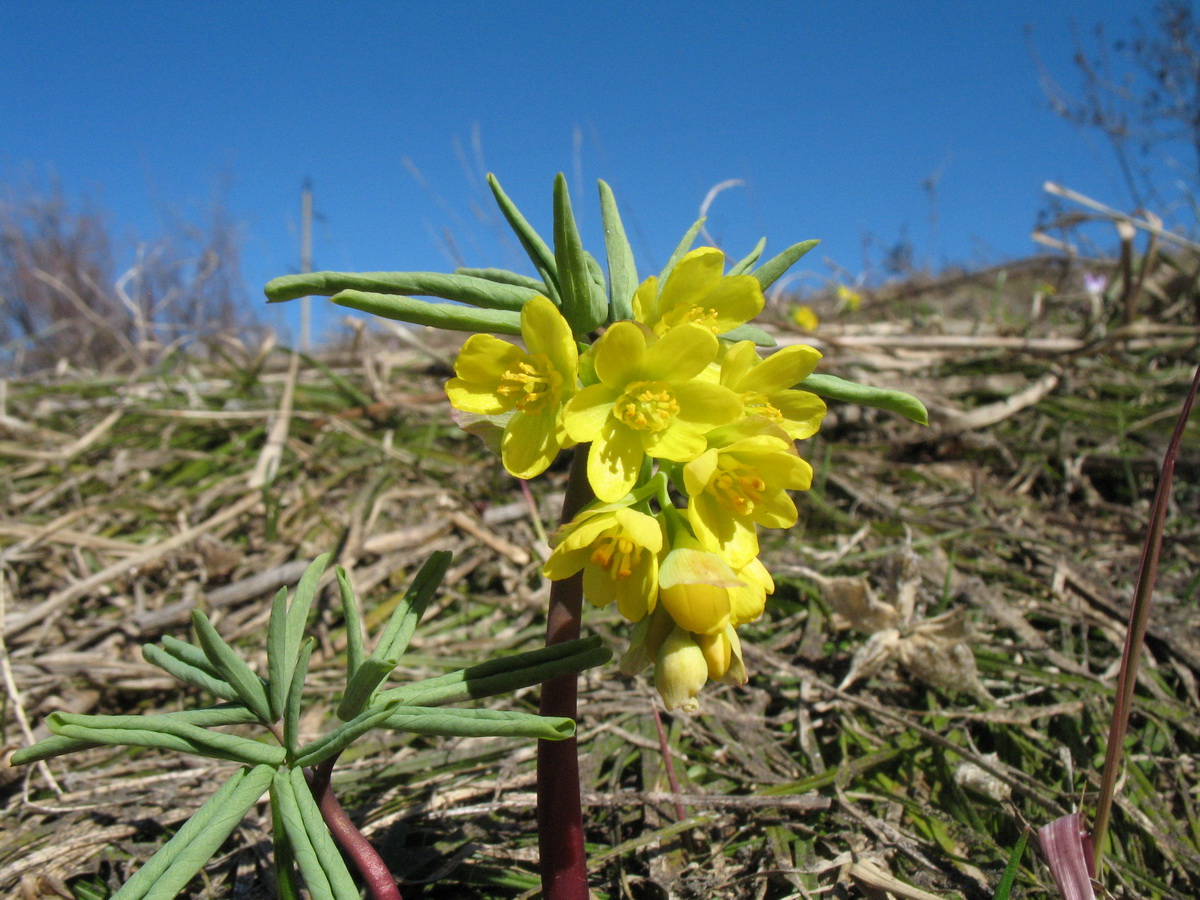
2;1;1157;340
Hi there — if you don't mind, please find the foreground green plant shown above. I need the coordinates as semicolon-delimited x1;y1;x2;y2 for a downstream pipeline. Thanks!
12;551;610;899
266;173;926;898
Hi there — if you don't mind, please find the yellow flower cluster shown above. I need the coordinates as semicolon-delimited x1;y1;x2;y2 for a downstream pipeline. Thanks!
446;247;827;711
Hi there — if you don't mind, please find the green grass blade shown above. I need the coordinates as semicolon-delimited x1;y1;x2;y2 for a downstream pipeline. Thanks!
191;610;273;722
800;372;929;425
992;828;1029;900
487;173;560;302
598;179;638;322
752;238;820;291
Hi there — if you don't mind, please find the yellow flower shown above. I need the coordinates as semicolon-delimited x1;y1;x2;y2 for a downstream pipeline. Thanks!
727;556;773;626
654;626;709;712
657;532;743;635
445;296;577;479
683;420;813;567
562;322;742;502
632;247;764;337
718;340;827;441
619;603;675;676
543;506;663;622
790;304;819;330
835;284;862;311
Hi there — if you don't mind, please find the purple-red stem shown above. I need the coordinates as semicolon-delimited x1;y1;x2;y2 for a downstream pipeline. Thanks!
651;702;687;822
537;447;594;900
1092;360;1200;874
308;755;402;900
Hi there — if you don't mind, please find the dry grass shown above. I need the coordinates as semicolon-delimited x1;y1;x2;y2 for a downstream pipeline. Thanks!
2;259;1198;899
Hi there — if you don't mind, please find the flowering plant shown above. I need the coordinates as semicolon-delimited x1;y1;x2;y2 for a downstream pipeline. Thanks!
265;173;926;898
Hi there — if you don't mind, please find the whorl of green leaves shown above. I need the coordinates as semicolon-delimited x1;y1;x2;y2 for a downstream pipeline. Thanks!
12;550;611;900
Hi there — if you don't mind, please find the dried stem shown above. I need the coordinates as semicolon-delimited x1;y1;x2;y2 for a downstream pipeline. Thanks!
537;446;594;900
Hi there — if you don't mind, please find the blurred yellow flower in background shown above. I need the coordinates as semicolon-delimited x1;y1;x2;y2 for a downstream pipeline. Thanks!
790;304;819;330
835;283;862;311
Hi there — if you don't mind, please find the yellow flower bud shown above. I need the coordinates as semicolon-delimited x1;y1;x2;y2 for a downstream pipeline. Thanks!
654;627;709;712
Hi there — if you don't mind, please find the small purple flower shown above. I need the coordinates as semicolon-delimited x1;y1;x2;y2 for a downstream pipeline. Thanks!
1083;272;1108;299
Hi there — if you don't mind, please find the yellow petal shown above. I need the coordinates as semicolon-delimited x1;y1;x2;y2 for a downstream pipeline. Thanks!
587;417;643;502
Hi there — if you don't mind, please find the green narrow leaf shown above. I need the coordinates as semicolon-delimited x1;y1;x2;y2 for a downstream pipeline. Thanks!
657;217;706;284
160;635;223;680
381;706;576;740
111;765;248;900
267;585;291;721
371;551;452;663
487;173;560;302
331;290;523;335
728;237;767;275
336;656;397;722
138;764;275;900
799;372;929;425
284;637;315;755
992;828;1029;900
554;173;606;335
288;766;360;900
285;554;331;665
720;321;776;347
598;179;638;322
336;566;365;685
9;734;98;765
584;250;608;312
264;270;538;311
270;788;304;900
375;637;610;707
292;703;401;768
51;713;286;766
142;643;240;704
272;769;335;900
455;266;548;293
191;610;273;722
751;239;820;291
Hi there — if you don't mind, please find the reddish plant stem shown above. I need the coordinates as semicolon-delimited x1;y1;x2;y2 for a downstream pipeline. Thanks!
537;447;594;900
651;703;687;822
307;755;402;900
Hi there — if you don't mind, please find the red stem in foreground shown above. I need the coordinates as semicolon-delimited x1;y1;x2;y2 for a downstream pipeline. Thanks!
308;756;402;900
537;447;594;900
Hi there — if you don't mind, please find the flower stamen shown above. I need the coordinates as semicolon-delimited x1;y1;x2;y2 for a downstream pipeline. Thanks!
614;380;680;432
496;353;561;412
